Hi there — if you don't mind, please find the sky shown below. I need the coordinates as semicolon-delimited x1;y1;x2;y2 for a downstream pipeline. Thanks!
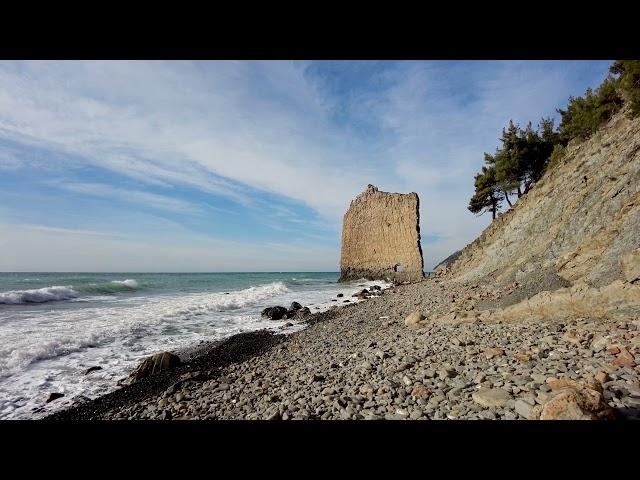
0;60;612;272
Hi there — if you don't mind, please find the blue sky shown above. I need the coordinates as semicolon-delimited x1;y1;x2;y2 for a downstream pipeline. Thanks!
0;60;612;272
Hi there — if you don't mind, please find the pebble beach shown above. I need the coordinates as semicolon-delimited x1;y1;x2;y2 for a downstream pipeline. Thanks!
47;277;640;420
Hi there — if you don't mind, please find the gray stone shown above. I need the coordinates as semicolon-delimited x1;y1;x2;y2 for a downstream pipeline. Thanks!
472;388;512;408
514;399;534;418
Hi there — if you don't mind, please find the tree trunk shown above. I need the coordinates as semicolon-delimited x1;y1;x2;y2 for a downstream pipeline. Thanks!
504;191;513;207
517;185;522;198
491;201;496;220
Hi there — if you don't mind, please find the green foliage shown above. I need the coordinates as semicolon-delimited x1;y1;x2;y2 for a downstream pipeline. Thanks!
557;76;623;143
468;166;502;219
480;118;559;196
492;121;522;197
545;144;566;171
610;60;640;118
469;60;639;221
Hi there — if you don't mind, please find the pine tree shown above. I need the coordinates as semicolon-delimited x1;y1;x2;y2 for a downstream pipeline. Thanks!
491;121;522;203
468;166;503;220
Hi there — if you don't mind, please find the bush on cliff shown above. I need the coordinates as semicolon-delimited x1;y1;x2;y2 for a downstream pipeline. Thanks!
557;76;623;143
610;60;640;118
545;144;566;172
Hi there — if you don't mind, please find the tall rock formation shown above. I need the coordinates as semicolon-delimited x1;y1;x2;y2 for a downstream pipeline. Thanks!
339;185;424;283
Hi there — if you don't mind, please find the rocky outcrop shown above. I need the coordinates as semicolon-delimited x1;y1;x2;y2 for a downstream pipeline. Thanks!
430;278;640;325
261;303;312;320
339;185;424;283
445;108;640;292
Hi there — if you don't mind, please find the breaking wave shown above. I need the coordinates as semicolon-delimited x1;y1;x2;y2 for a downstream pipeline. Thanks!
80;279;140;295
0;281;290;376
111;279;138;289
0;286;79;305
0;279;140;304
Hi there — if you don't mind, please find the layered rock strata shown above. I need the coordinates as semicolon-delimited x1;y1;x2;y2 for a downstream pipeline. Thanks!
339;185;424;283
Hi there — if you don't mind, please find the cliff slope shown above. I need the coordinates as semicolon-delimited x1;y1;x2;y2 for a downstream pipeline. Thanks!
445;108;640;297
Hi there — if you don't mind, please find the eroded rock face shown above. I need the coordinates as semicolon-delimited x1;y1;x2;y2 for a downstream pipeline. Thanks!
621;248;640;283
445;108;640;290
339;185;424;283
433;280;640;325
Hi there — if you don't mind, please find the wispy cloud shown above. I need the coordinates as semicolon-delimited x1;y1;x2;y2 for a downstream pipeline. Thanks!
18;224;124;237
0;60;612;270
57;182;203;215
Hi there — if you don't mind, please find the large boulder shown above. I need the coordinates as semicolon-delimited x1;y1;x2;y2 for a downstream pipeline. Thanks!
530;378;616;420
261;306;288;320
129;352;181;383
404;310;426;328
289;301;303;311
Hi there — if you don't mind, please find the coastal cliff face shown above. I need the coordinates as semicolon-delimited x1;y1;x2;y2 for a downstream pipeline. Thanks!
444;108;640;294
339;185;424;283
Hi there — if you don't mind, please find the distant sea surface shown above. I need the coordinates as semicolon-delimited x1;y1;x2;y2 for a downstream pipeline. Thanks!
0;272;389;419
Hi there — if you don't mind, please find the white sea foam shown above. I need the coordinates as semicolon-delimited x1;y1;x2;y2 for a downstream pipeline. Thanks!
0;281;290;377
110;279;138;289
0;277;392;420
0;286;79;304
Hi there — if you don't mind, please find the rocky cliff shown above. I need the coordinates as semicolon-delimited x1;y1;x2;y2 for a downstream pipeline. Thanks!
438;107;640;321
447;108;639;287
339;185;424;283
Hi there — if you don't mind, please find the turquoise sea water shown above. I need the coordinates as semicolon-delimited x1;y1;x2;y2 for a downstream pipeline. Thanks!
0;272;388;419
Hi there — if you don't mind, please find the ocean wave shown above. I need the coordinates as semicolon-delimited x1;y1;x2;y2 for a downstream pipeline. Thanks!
111;279;138;289
0;286;79;305
0;281;290;376
77;279;139;295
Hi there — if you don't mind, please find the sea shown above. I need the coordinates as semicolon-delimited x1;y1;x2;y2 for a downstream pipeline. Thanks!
0;272;390;420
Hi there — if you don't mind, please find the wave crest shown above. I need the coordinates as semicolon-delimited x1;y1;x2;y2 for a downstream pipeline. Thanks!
0;286;79;305
78;279;140;295
0;281;291;376
110;279;138;289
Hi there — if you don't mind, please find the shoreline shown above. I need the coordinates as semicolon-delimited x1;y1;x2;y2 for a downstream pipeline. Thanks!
43;289;373;421
44;277;639;421
1;274;376;420
44;329;286;420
